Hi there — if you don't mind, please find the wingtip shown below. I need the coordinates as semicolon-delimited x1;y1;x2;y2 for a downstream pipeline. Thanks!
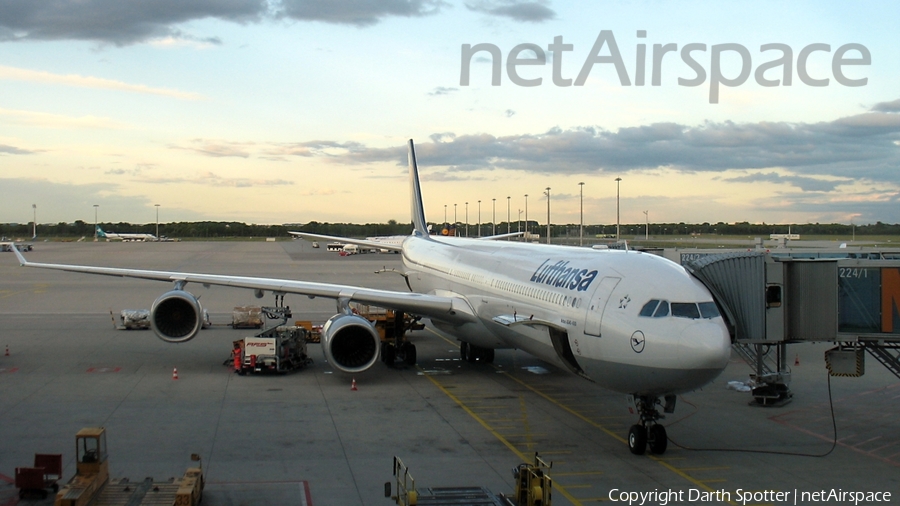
8;243;28;266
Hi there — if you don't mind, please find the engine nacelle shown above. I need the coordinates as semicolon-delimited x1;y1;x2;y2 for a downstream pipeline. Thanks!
150;290;203;343
321;314;380;374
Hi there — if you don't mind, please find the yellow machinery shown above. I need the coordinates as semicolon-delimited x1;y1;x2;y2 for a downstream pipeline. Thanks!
511;454;552;506
53;427;203;506
54;428;109;506
387;453;552;506
352;303;424;367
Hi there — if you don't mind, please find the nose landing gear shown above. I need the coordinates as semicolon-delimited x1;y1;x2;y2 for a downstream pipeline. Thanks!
627;395;675;455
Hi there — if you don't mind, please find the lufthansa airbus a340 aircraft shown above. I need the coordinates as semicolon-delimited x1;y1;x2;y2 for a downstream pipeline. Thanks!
11;139;731;455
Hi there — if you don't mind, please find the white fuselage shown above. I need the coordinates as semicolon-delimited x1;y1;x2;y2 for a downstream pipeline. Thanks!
401;235;731;396
102;232;158;242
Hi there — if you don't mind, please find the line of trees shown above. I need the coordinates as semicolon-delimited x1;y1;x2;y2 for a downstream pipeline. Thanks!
1;219;898;240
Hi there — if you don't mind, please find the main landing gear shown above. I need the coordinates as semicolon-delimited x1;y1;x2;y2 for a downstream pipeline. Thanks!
627;395;675;455
459;342;495;364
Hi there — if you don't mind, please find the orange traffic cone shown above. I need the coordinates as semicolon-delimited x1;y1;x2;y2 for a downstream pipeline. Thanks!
794;354;800;366
172;367;179;380
351;378;358;391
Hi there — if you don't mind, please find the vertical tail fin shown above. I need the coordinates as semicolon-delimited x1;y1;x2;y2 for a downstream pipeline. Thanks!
408;139;429;237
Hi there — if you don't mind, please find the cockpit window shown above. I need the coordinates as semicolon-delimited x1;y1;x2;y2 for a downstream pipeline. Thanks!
639;300;720;319
639;300;659;317
698;302;720;319
653;301;669;317
671;302;700;319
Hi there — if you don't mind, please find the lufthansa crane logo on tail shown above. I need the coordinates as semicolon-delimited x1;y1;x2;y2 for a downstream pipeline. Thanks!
630;331;645;353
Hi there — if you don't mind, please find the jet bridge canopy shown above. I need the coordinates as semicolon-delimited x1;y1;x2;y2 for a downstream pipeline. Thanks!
682;252;766;342
676;249;900;343
670;247;900;387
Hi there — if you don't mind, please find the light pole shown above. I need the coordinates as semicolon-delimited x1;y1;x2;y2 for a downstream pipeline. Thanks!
643;210;649;240
615;177;622;242
477;200;481;238
155;204;160;240
444;205;447;223
454;203;457;232
93;204;99;241
545;187;551;245
506;196;511;235
465;202;468;237
578;182;584;246
32;204;36;239
492;198;496;236
524;194;529;237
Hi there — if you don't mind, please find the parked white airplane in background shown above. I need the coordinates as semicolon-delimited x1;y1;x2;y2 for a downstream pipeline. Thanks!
288;231;405;254
96;226;158;242
11;140;730;455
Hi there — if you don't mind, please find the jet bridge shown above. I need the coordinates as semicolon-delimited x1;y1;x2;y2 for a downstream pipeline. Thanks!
661;248;900;405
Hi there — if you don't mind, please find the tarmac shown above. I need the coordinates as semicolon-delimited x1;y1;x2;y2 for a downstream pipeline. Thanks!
1;240;898;506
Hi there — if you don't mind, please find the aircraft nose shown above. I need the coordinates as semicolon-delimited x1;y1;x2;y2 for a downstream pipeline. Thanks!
679;320;731;370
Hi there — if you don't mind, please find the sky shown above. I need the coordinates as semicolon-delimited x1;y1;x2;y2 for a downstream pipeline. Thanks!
1;1;899;228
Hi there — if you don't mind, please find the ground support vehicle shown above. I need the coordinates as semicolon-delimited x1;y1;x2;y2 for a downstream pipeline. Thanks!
235;326;310;374
53;427;203;506
119;309;151;329
386;454;552;506
15;453;62;499
232;305;311;374
351;303;424;367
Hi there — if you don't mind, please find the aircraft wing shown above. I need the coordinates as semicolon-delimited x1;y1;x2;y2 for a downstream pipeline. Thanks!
8;244;475;324
289;231;405;252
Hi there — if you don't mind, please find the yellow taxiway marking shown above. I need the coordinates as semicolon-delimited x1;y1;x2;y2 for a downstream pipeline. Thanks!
422;327;737;505
418;365;587;506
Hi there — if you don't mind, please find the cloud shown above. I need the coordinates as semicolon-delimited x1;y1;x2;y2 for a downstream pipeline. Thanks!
277;0;448;26
0;0;267;46
429;86;458;96
871;99;900;113
0;143;37;155
0;106;131;129
173;139;255;158
144;171;293;187
171;138;366;160
465;0;556;22
0;66;204;100
306;104;900;189
0;1;453;44
719;172;844;192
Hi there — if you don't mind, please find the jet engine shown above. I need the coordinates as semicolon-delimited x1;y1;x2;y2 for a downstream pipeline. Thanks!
321;314;380;373
150;290;203;343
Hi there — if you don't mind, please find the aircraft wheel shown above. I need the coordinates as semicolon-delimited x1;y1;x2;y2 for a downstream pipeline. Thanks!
628;424;647;455
467;344;480;363
404;343;417;366
460;342;470;361
648;424;668;454
383;343;395;365
483;348;495;364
